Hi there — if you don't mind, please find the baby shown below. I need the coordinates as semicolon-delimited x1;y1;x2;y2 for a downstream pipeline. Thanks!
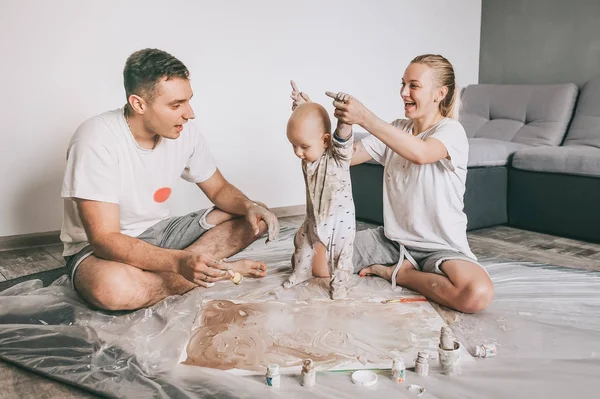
282;92;355;299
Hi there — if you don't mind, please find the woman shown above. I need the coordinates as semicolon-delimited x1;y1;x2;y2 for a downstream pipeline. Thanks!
290;54;493;313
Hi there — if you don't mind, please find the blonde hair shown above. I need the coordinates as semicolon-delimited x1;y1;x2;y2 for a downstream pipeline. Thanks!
411;54;460;119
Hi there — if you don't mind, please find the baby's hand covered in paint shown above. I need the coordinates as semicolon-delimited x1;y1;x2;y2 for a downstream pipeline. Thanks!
246;202;280;243
290;80;311;111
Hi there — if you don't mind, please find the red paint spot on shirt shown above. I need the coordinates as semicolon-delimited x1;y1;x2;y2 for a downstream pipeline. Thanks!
153;187;172;203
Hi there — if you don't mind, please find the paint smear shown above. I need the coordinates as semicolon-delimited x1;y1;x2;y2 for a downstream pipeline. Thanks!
181;299;446;375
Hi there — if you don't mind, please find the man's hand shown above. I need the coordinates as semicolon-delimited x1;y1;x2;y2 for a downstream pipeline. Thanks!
246;202;280;243
325;91;373;127
290;80;311;111
177;253;229;287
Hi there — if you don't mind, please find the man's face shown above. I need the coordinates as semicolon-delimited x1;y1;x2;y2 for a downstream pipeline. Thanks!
143;77;195;139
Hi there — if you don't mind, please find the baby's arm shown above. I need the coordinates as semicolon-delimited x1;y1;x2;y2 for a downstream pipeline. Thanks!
329;92;353;141
335;120;352;141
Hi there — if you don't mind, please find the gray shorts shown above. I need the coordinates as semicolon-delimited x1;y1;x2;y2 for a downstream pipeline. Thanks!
352;226;481;276
64;208;215;288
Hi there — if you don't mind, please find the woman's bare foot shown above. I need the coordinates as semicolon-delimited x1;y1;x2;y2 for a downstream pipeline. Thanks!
226;259;267;278
359;264;393;279
359;260;416;284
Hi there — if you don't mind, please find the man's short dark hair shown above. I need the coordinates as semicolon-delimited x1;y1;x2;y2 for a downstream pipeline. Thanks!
123;48;189;104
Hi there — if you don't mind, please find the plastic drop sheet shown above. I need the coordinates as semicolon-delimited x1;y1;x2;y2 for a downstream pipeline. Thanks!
1;227;600;398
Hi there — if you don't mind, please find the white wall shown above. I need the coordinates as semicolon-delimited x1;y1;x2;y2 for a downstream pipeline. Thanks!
0;0;481;237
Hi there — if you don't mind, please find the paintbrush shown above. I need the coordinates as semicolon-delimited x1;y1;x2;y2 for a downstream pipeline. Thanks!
381;297;428;304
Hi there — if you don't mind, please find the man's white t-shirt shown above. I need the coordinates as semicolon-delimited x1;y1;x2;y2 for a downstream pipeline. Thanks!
360;117;475;259
60;108;217;256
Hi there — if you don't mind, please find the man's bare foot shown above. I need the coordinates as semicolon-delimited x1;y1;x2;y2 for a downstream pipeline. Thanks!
226;259;267;278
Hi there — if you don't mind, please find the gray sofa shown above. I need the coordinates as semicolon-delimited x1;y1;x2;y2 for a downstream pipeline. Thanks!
350;77;600;243
509;77;600;243
460;83;578;230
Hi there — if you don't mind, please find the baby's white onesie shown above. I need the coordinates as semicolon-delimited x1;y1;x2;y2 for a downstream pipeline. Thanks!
283;133;355;299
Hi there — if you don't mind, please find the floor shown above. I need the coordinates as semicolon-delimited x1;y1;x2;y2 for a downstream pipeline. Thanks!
1;218;600;398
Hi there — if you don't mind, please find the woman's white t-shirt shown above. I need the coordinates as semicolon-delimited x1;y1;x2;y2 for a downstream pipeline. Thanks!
360;118;475;259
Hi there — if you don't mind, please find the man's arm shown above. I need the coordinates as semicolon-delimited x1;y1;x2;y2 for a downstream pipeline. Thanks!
76;199;225;286
197;169;280;242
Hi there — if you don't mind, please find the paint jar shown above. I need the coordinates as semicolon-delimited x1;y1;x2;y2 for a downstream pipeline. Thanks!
474;343;497;358
414;351;429;377
301;359;316;387
440;326;454;350
438;341;462;375
391;357;406;383
266;364;281;387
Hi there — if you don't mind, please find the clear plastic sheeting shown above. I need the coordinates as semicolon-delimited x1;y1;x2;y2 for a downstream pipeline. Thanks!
1;227;600;398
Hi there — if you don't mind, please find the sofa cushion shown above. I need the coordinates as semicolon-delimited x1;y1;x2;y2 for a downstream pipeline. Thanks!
512;145;600;178
460;83;578;147
564;77;600;148
468;138;531;167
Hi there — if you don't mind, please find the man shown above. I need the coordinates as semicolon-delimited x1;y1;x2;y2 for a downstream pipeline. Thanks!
61;48;279;311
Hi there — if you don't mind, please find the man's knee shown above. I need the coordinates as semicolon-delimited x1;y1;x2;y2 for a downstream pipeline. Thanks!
204;208;237;226
457;279;494;314
76;265;146;311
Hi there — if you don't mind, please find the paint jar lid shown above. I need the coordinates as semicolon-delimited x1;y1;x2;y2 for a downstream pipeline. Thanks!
351;370;378;386
267;364;280;375
392;357;405;367
407;384;426;396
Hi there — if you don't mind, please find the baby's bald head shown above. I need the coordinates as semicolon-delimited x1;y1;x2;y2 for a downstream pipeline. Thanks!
288;102;331;137
286;103;332;162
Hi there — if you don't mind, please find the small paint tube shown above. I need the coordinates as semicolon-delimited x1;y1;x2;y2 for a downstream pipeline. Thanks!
301;359;316;387
266;364;281;387
474;344;497;358
391;357;406;383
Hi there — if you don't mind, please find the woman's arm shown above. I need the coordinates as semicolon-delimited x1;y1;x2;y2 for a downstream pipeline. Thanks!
327;93;448;165
350;140;373;166
361;114;448;165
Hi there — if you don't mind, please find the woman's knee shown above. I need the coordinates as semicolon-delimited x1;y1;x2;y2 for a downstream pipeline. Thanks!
457;279;494;313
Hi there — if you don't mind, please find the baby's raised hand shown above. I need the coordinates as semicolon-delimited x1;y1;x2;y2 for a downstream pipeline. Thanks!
290;80;311;111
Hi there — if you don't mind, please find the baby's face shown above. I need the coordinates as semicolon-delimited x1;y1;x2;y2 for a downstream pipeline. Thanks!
287;127;329;163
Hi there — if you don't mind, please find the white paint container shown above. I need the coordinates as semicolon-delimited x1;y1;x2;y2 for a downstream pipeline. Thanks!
266;364;281;387
438;340;462;375
301;359;316;387
351;370;378;387
414;351;429;377
391;357;406;383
